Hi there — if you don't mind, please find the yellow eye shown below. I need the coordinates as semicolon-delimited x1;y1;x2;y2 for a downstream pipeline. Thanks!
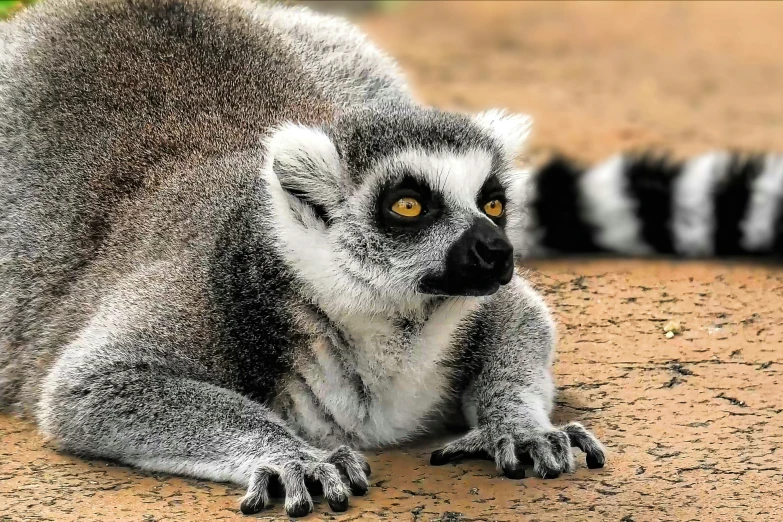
391;197;422;217
483;199;504;218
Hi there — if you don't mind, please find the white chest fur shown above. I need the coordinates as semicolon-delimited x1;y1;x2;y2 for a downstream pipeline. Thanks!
288;296;482;449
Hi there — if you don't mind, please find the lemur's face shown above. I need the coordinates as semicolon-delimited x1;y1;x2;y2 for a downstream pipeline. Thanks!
344;148;513;298
263;104;531;314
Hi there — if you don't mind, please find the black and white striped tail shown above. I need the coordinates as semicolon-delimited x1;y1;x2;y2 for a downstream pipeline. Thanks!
523;151;783;259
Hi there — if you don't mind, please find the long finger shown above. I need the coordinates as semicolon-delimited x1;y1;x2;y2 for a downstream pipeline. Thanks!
312;463;350;512
327;445;369;496
240;465;276;515
430;430;486;465
280;461;313;518
563;422;606;469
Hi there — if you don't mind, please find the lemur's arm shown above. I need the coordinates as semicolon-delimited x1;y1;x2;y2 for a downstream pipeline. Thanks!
37;324;369;517
430;276;606;478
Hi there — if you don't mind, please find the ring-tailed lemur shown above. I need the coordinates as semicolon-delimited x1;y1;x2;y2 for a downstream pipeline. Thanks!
0;0;778;518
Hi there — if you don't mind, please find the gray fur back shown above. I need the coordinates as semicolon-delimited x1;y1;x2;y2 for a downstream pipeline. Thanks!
259;3;411;106
0;0;409;409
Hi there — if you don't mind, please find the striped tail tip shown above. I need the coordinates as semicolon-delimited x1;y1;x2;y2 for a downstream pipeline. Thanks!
523;150;783;260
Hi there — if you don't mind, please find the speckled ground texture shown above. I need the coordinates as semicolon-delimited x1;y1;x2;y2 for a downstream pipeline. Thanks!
2;1;783;521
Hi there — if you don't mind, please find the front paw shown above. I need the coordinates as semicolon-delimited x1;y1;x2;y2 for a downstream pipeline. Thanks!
430;421;605;479
239;445;370;517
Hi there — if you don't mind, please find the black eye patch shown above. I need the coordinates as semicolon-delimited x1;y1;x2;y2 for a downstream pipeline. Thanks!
477;174;507;227
375;174;444;233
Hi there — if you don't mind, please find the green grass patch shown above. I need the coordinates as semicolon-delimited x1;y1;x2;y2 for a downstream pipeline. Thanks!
0;0;36;20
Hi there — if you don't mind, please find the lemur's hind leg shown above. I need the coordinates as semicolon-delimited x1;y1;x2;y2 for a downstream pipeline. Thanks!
37;335;369;518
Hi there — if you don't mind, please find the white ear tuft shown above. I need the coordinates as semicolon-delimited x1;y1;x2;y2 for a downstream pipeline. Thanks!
264;123;344;216
474;109;533;160
266;123;341;185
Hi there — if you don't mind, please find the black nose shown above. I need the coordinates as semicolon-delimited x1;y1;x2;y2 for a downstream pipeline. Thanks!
471;235;514;272
418;219;515;297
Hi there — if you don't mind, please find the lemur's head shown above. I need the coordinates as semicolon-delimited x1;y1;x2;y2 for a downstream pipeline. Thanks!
262;102;532;316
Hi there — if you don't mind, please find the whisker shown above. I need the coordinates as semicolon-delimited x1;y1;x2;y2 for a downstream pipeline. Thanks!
516;265;568;286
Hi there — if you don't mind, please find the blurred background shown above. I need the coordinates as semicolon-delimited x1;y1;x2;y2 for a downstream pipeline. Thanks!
3;0;783;163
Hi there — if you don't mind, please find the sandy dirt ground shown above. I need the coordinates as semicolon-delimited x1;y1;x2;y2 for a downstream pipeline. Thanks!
2;1;783;521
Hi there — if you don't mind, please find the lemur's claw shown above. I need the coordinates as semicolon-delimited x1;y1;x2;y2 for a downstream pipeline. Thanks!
564;421;607;469
430;447;493;466
586;454;605;469
502;462;526;479
428;422;606;479
327;495;349;512
238;446;370;517
327;445;370;494
430;448;459;465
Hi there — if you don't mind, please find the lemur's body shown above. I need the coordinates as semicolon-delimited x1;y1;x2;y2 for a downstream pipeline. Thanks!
0;0;776;517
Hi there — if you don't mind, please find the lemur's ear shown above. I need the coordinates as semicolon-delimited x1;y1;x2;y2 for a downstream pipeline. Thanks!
265;123;344;222
473;109;533;160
